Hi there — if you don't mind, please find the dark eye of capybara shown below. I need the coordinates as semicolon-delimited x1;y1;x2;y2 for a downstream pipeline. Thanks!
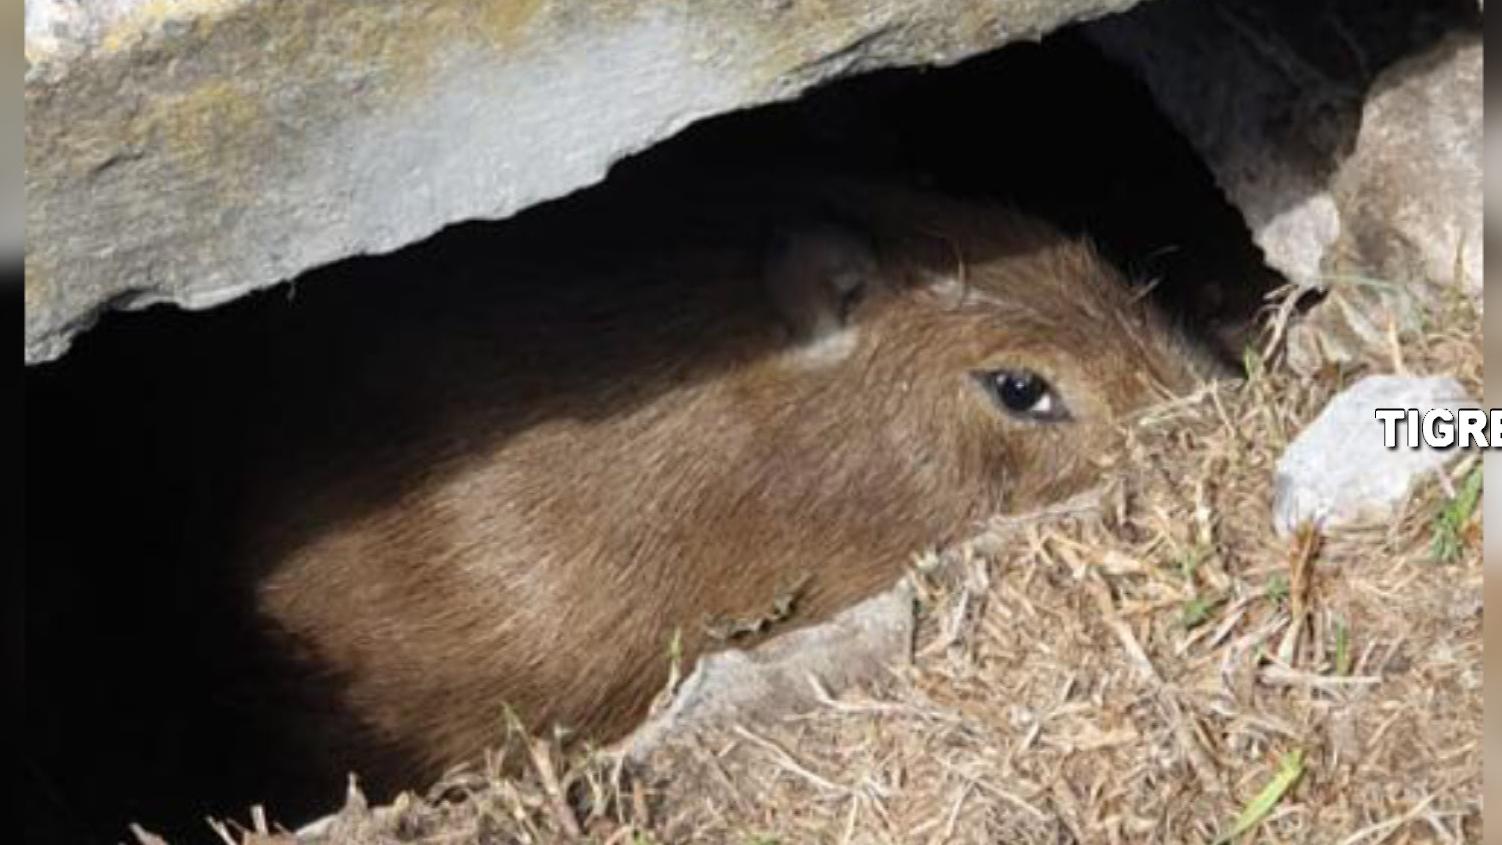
975;368;1069;421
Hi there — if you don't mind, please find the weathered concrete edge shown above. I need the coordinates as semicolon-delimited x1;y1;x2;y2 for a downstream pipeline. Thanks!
24;0;1144;364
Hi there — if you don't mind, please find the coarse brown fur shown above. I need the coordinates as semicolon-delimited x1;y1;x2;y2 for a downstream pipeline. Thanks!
244;177;1221;793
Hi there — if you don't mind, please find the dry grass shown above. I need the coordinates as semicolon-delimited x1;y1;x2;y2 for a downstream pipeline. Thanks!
187;288;1482;845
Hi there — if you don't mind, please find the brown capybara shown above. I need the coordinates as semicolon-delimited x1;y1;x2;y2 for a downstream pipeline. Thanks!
249;177;1220;791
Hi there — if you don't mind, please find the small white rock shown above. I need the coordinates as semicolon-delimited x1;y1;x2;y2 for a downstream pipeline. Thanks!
1271;374;1476;536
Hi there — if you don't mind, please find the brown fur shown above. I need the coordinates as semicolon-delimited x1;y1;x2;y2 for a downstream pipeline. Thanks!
247;179;1219;790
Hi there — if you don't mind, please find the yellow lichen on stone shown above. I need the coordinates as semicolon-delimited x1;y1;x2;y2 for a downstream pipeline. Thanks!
150;80;264;154
463;0;550;53
23;262;50;312
136;79;272;205
239;0;549;107
98;0;245;55
89;0;549;94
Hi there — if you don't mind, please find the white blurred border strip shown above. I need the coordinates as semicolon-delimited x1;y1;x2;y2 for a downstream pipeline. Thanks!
1483;5;1498;840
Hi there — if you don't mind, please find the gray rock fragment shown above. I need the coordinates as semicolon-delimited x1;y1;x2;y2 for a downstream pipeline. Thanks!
620;580;914;762
1087;2;1481;370
1335;31;1483;298
1272;374;1476;536
24;0;1143;364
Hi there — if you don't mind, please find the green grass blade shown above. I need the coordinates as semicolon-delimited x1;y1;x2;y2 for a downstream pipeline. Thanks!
1432;463;1482;562
1212;750;1305;845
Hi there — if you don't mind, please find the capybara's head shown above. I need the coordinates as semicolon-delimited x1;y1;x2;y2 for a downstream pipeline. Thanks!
755;197;1216;527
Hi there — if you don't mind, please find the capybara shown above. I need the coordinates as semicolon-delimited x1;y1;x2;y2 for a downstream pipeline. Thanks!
248;177;1220;791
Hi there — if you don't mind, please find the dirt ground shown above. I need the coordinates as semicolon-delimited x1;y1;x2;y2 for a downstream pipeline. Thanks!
153;283;1482;845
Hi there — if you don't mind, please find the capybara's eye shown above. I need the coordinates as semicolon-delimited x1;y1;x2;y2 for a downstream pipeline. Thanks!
974;369;1071;422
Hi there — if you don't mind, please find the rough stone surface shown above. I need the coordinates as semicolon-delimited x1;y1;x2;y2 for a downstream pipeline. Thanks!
1334;31;1483;298
619;581;916;763
1272;374;1475;536
24;0;1142;364
1086;1;1482;367
1087;0;1361;287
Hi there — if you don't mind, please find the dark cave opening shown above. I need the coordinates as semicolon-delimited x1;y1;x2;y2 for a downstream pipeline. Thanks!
25;21;1309;845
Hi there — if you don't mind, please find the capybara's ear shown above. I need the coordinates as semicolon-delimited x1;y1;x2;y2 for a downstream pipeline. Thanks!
762;221;878;343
